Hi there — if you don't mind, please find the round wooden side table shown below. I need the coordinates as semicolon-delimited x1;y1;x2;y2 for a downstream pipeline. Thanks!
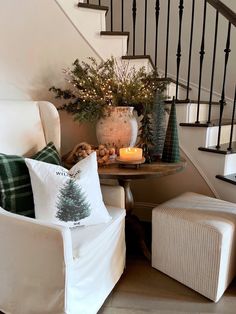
99;160;186;260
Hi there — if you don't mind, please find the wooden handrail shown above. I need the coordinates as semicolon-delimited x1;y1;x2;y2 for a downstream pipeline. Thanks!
206;0;236;27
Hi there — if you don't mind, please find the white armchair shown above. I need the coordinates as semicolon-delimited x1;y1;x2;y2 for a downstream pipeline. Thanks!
0;101;126;314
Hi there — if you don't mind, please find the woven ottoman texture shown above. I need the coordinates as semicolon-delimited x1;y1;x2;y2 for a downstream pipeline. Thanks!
152;192;236;302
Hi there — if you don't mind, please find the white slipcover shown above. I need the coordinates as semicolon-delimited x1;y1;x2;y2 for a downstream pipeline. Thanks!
152;192;236;302
0;101;126;314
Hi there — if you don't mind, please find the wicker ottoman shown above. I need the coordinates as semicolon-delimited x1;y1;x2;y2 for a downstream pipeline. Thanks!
152;192;236;302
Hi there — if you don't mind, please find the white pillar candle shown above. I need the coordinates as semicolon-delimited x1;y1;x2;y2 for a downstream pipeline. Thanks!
119;147;143;161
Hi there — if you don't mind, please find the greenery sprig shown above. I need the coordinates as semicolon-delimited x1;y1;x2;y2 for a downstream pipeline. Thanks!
50;57;167;122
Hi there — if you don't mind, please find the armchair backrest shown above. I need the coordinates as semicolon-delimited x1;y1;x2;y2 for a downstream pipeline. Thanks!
0;101;60;156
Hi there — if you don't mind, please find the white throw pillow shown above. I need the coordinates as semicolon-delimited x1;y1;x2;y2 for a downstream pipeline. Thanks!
25;152;111;228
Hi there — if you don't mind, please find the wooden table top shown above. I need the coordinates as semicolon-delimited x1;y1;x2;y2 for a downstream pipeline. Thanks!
98;160;186;180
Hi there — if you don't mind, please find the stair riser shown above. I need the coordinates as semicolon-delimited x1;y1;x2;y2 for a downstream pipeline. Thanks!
179;127;208;148
224;155;236;176
187;104;220;123
195;150;236;177
175;103;221;125
57;0;127;59
175;103;236;146
98;36;128;59
57;0;106;32
76;8;127;58
208;126;236;147
179;123;235;148
165;82;187;100
121;59;153;73
179;127;236;178
179;128;225;177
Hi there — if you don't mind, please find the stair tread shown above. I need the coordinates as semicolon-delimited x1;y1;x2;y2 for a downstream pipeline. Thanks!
77;3;108;12
101;31;129;36
165;99;220;105
199;141;236;155
216;174;236;185
180;119;236;128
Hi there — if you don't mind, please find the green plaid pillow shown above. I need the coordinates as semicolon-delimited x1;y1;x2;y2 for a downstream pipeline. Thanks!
0;142;61;218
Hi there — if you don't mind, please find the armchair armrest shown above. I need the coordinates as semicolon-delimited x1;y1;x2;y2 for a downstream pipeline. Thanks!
0;207;73;313
101;184;125;209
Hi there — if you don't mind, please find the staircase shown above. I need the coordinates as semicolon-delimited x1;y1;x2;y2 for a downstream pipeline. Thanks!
55;0;236;202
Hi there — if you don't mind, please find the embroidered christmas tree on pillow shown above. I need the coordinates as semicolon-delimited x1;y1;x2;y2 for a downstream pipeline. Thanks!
56;179;91;224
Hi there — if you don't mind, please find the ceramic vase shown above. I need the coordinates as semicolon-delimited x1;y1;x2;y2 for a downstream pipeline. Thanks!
96;106;138;149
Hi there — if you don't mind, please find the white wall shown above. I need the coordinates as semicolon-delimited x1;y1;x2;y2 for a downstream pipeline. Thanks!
131;149;214;209
0;0;99;154
221;0;236;11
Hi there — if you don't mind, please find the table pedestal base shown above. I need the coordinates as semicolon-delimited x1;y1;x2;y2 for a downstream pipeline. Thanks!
126;214;151;260
99;161;185;260
118;179;151;261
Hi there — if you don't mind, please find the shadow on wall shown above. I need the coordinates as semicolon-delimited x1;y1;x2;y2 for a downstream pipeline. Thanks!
131;149;214;206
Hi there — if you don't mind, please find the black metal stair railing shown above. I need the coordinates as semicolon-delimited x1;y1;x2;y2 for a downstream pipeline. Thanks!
110;0;113;32
121;0;124;32
83;0;235;151
216;21;232;148
175;0;184;100
144;0;148;55
154;0;160;67
165;0;171;79
186;0;195;101
228;86;236;151
132;0;137;56
207;9;219;124
196;0;207;124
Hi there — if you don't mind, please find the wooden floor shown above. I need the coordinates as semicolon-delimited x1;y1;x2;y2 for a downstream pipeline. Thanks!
99;254;236;314
1;220;235;313
1;254;236;313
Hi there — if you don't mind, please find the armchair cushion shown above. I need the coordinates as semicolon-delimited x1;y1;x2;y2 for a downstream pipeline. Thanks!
0;142;61;217
25;152;111;227
71;205;125;257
